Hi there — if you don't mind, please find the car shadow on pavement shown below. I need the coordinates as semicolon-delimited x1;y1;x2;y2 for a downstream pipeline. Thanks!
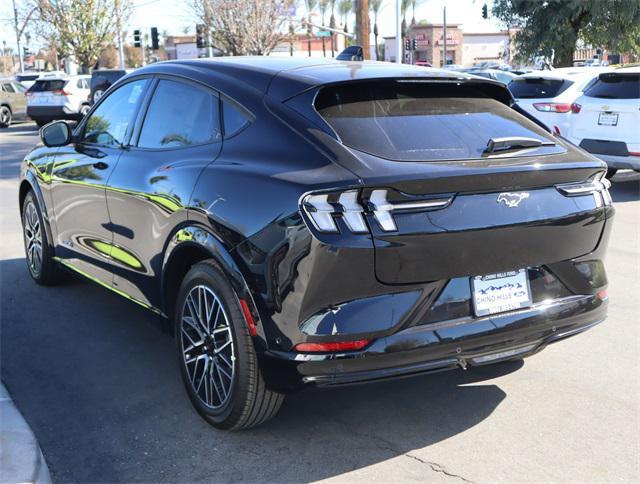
609;171;640;203
1;257;520;482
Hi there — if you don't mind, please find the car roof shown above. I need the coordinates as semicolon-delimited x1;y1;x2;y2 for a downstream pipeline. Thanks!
516;68;610;81
135;57;496;101
614;66;640;73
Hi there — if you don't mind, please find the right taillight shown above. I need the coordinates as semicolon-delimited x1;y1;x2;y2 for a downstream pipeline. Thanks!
556;172;612;207
301;189;454;234
571;102;582;113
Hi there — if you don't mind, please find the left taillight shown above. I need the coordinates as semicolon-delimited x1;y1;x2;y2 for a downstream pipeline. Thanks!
302;190;368;234
533;102;572;113
52;89;71;96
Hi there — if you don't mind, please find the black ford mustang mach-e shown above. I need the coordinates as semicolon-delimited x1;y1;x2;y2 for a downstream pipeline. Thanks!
19;58;613;430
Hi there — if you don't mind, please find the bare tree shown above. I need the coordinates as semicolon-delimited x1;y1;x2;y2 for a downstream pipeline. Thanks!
193;0;294;56
36;0;131;70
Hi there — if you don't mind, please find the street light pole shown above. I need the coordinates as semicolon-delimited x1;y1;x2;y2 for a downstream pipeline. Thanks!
442;5;447;67
115;0;125;69
395;0;401;63
12;0;24;73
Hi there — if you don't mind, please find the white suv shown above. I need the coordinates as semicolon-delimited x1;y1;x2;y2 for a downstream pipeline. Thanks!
26;74;91;127
567;67;640;177
510;68;610;136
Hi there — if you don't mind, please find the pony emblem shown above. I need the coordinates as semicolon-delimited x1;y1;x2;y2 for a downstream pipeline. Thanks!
497;192;530;208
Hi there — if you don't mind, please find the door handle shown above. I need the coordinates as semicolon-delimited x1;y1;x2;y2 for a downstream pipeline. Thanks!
93;162;109;170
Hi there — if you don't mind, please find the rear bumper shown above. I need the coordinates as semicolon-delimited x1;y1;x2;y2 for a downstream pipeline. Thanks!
27;105;81;121
260;293;607;391
593;154;640;171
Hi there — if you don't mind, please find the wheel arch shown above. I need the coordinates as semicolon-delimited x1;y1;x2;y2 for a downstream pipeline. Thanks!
161;225;264;342
19;175;55;252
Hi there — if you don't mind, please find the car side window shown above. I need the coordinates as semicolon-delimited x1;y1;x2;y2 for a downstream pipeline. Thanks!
14;82;26;93
137;79;221;149
2;83;15;93
222;98;250;138
81;79;147;147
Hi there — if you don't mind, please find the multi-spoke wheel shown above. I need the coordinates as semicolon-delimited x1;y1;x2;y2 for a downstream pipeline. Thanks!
21;191;64;285
181;285;236;409
175;260;284;430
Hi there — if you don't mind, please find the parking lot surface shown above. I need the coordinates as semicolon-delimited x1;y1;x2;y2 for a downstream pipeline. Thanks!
1;122;639;482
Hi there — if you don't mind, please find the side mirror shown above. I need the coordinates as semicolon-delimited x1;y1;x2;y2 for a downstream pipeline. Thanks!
41;121;72;147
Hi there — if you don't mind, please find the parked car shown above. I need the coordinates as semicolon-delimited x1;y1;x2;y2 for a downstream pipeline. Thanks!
465;68;518;85
0;79;28;127
26;74;91;127
509;68;610;135
567;67;640;178
89;69;130;104
15;72;42;90
19;58;613;430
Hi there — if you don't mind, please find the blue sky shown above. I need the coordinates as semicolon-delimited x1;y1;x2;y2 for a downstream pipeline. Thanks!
1;0;504;53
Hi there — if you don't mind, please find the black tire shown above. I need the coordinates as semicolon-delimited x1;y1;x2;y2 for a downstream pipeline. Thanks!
0;105;11;128
21;191;64;285
79;104;91;117
175;260;284;430
606;168;618;179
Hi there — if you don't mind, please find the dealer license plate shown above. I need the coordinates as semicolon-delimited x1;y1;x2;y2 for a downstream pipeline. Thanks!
598;112;618;126
471;269;532;317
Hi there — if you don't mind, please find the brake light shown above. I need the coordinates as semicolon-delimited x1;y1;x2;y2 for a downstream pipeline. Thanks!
533;103;572;113
294;339;371;352
52;89;71;96
302;189;453;234
629;152;640;157
571;102;582;113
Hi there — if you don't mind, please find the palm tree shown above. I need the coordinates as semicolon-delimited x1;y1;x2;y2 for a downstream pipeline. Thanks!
411;0;422;27
370;0;383;60
319;0;330;57
329;0;337;56
306;0;319;57
338;0;352;37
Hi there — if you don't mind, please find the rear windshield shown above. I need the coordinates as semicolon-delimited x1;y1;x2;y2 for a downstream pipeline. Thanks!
509;78;573;98
584;73;640;99
91;71;126;87
29;80;67;92
315;82;562;162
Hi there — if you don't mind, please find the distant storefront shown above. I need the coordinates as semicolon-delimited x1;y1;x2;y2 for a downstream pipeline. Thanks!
384;24;463;66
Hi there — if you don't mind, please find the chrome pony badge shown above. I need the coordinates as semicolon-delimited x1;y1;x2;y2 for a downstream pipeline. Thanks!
497;192;530;208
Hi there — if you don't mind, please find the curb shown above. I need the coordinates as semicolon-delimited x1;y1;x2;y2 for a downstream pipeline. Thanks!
0;383;52;484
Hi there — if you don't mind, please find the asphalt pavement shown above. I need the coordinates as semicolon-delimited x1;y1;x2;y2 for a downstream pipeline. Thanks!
1;122;639;483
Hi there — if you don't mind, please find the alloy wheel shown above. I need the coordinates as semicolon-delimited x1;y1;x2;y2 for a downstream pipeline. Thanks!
23;200;43;276
0;106;10;126
180;285;236;409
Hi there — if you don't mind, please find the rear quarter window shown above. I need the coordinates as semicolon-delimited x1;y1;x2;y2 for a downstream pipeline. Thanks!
315;81;563;162
584;73;640;99
509;78;573;98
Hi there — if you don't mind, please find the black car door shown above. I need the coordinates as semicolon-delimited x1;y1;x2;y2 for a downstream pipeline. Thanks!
105;77;222;309
49;78;150;285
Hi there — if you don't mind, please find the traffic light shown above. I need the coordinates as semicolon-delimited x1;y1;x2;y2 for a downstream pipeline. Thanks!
150;27;159;50
133;29;141;48
196;24;208;49
482;3;488;19
404;38;410;51
412;38;417;50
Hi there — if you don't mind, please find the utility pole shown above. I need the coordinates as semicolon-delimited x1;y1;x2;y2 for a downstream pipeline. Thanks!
355;0;370;59
12;0;24;73
395;0;401;63
115;0;125;69
442;5;447;67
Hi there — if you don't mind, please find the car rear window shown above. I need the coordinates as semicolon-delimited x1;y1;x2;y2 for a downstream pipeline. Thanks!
509;78;573;98
584;73;640;99
29;80;67;92
91;71;126;88
314;81;563;162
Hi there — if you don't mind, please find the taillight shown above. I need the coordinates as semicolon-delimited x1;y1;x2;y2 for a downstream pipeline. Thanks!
629;152;640;157
571;102;582;113
533;103;572;113
556;172;612;207
301;189;453;234
293;339;371;352
52;89;71;96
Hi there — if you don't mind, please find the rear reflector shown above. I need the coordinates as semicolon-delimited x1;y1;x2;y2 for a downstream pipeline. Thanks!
533;102;571;113
239;299;257;337
294;340;371;353
597;290;608;301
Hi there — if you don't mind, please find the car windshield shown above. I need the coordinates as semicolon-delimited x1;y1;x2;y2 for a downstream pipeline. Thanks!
315;81;563;162
509;78;573;98
584;73;640;99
